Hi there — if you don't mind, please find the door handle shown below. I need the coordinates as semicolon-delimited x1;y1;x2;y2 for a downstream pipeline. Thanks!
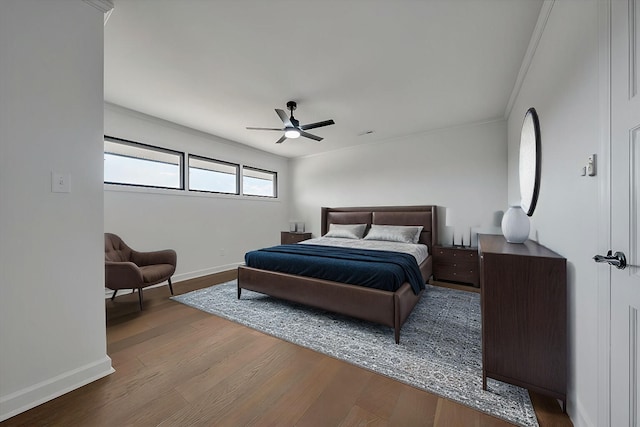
593;250;627;270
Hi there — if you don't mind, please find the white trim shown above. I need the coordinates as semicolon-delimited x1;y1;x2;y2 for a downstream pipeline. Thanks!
172;262;243;283
504;0;555;119
0;356;114;422
104;263;243;298
104;8;113;25
597;0;613;426
630;0;637;98
574;397;595;427
104;183;281;203
82;0;114;13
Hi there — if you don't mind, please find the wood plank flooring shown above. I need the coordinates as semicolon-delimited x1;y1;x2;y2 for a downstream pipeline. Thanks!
1;271;572;426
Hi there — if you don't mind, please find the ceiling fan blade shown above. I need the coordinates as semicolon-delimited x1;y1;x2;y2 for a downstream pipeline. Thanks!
246;127;284;131
275;109;293;127
300;119;335;131
300;130;323;142
275;135;287;144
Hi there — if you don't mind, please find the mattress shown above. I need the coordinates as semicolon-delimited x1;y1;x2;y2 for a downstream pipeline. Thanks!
300;236;429;264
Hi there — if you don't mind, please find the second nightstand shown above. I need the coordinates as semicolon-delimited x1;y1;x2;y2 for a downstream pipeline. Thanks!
281;231;312;244
433;245;480;288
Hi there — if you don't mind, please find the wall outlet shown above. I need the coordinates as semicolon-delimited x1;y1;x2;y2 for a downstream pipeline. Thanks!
52;172;71;193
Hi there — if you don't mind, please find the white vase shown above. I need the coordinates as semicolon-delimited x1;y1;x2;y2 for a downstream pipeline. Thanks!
501;205;530;243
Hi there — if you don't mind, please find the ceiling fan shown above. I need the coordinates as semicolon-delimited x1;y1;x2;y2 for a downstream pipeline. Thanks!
246;101;335;144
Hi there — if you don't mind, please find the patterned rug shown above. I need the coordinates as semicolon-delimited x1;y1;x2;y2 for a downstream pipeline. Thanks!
172;281;538;426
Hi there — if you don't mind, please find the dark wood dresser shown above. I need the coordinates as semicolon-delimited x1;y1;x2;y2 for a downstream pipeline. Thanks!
433;245;480;287
478;234;567;411
281;231;312;244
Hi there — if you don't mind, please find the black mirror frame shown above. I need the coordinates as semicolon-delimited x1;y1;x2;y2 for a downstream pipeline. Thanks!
519;107;541;217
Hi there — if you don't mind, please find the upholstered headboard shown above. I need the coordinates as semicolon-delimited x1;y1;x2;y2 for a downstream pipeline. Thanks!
320;205;438;253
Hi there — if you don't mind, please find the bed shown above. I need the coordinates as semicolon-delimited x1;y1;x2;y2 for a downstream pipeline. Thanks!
237;205;438;343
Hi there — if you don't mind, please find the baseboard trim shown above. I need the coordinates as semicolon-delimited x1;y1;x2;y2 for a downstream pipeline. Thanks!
104;263;243;297
0;356;114;422
572;395;593;427
172;262;243;283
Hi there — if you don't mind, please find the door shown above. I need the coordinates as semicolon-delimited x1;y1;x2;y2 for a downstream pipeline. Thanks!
610;0;640;425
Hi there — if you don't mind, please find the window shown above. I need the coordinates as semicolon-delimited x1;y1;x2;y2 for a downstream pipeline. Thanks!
104;137;183;189
104;135;278;199
188;155;239;194
242;166;277;197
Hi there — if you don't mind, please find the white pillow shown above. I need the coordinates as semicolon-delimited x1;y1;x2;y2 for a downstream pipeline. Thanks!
364;224;423;244
324;223;368;239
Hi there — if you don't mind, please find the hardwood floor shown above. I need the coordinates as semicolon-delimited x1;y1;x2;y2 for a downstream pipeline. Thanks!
2;271;572;426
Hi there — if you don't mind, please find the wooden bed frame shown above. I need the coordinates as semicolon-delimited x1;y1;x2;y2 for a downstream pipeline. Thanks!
237;205;438;343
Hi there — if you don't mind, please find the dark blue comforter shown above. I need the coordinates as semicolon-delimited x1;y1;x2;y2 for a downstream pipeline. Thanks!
244;244;425;294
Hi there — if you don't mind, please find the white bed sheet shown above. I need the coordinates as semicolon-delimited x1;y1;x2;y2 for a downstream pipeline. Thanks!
300;236;429;264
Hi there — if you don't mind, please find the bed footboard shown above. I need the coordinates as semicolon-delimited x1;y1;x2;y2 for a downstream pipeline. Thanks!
237;265;424;343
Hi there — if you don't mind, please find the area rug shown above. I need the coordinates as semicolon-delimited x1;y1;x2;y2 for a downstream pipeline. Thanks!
172;281;538;426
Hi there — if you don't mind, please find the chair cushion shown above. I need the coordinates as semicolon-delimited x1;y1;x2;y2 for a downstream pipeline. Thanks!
140;264;175;285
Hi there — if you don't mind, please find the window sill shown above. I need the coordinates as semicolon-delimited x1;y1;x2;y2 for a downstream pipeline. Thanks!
104;183;280;202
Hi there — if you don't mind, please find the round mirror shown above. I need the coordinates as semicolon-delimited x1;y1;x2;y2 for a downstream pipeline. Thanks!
519;108;541;216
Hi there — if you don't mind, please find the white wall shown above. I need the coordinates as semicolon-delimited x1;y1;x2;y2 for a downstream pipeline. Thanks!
0;0;112;421
506;1;600;425
104;104;291;281
290;120;508;244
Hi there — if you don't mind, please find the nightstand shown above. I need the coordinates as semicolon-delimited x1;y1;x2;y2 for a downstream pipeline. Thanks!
281;231;312;244
433;245;480;288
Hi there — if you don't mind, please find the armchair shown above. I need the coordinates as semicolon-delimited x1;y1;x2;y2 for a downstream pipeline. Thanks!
105;233;177;310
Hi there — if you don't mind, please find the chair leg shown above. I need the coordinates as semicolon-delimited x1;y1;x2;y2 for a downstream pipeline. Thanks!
138;288;144;310
168;277;174;295
111;290;118;301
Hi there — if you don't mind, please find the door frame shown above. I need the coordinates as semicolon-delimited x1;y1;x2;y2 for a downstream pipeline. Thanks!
597;0;612;425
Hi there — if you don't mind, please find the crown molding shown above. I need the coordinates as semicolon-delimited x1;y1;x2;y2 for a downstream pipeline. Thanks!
83;0;114;13
504;0;555;119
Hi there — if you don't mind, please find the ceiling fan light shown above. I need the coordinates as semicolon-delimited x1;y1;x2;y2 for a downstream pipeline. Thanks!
284;129;301;139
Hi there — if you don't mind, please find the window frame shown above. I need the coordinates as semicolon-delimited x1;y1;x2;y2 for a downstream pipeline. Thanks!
104;135;185;190
242;165;278;198
103;135;280;201
187;154;240;195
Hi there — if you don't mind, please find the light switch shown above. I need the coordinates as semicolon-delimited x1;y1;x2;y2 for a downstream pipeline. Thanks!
587;154;596;176
52;172;71;193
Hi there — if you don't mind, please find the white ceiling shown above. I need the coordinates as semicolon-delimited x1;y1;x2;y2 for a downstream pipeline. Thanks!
104;0;544;158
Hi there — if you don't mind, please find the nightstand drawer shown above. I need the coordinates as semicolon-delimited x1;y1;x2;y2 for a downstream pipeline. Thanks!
433;263;478;283
433;245;480;287
281;232;312;244
434;247;478;261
